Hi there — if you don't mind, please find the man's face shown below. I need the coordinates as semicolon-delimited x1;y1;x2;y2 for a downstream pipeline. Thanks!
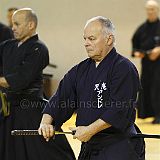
146;5;159;22
83;21;111;61
12;12;31;42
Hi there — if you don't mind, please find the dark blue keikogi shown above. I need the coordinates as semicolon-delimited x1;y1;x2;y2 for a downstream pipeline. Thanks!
44;48;145;160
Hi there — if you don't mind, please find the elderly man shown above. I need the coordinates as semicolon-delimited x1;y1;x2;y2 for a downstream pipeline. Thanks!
0;8;75;160
39;16;145;160
132;0;160;123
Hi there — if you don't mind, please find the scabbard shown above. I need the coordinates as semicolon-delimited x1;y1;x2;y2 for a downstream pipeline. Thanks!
132;133;160;139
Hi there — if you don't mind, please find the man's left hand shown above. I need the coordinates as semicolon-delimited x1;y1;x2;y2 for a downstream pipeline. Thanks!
69;126;94;142
149;47;160;60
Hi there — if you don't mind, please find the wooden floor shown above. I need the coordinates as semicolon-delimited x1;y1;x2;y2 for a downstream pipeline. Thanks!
62;114;160;160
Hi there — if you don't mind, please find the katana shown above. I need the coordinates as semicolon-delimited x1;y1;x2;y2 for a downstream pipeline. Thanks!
11;130;160;139
11;130;75;136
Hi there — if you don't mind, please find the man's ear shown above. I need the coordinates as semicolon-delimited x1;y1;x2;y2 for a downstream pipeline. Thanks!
106;35;113;46
29;21;35;30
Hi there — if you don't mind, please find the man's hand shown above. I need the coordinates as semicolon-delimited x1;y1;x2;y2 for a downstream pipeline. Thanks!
38;114;54;142
149;47;160;60
69;126;94;142
69;119;111;142
133;51;145;58
38;123;54;141
0;77;9;88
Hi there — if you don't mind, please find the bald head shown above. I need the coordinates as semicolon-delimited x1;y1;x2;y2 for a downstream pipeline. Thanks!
146;0;159;8
14;8;38;28
145;0;159;22
85;16;115;37
12;8;38;42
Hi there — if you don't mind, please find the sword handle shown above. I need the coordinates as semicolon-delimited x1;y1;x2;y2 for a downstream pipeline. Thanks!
11;130;39;136
11;130;76;136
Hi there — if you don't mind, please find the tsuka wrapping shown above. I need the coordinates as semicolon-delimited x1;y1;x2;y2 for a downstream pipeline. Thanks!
11;130;75;136
11;130;39;136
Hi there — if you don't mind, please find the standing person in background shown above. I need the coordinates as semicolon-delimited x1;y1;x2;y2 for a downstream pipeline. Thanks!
132;0;160;123
0;23;13;43
39;16;145;160
0;8;75;160
0;8;14;117
7;7;18;28
0;8;13;43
